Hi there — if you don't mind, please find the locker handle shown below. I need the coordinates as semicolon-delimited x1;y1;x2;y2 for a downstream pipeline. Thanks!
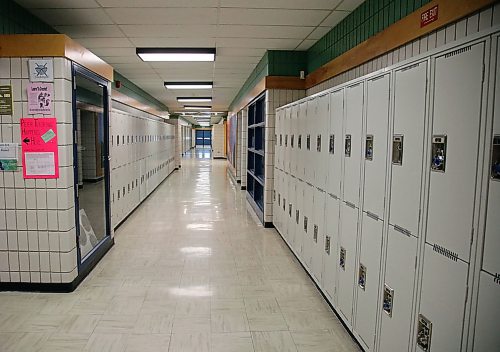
345;201;356;209
393;224;411;236
366;211;379;221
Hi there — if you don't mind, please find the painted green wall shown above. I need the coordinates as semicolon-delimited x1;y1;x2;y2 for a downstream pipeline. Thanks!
0;0;57;34
230;0;433;111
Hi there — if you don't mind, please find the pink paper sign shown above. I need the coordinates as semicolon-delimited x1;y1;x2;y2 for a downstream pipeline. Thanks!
27;82;53;115
20;118;59;179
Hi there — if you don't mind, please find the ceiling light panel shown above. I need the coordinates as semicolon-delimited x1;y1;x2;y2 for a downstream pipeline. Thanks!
164;82;213;89
137;48;216;62
177;97;212;103
185;106;212;110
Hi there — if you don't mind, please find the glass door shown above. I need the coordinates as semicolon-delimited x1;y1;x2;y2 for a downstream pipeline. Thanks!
72;64;111;266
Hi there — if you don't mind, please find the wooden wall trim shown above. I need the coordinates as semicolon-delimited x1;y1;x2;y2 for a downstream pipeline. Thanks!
305;0;496;88
0;34;113;82
265;76;306;90
230;77;266;115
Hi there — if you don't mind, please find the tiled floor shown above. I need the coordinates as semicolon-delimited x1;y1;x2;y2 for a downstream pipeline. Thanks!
0;151;361;352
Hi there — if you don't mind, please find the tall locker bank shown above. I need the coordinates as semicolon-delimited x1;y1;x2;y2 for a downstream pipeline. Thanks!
272;29;500;352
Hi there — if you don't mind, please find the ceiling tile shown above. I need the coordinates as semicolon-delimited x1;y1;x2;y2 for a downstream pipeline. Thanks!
216;47;267;57
100;56;143;64
96;0;218;7
337;0;364;11
321;10;350;27
219;8;331;26
130;37;216;47
30;9;113;25
54;25;124;38
120;25;217;38
220;0;342;10
216;37;302;49
76;37;132;48
216;25;314;39
295;39;317;51
15;0;100;8
105;8;218;25
307;26;332;40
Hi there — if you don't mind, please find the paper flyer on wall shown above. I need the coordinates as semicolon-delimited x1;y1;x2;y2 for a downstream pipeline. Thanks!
27;83;53;115
0;143;19;171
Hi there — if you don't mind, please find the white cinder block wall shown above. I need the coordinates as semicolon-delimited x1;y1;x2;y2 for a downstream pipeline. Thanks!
0;57;78;284
212;122;226;158
110;101;176;228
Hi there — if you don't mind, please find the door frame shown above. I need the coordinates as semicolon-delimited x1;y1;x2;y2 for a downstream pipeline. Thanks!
71;63;113;275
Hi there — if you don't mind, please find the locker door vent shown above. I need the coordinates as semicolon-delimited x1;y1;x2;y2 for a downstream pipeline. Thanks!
493;273;500;285
400;63;420;72
444;45;472;59
432;243;458;261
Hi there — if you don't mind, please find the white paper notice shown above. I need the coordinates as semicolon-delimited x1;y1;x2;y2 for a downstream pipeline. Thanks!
24;152;55;176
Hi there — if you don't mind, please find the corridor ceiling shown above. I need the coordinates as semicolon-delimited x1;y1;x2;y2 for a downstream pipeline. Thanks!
15;0;363;122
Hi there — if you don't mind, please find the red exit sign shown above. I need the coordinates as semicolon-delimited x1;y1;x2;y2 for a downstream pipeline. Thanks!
421;5;439;27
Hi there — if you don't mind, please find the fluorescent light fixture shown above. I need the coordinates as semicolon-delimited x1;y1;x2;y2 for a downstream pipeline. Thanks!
177;97;212;103
137;48;216;62
165;82;213;89
199;122;210;127
185;106;211;110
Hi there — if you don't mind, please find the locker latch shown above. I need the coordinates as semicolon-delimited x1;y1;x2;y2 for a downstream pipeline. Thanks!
273;190;276;202
285;134;288;147
280;134;282;146
365;135;373;160
345;135;351;157
417;314;432;352
278;194;281;206
340;247;346;270
289;203;292;217
317;135;322;152
325;235;331;255
358;264;367;290
431;135;447;172
491;135;500;180
313;225;318;242
298;135;302;149
392;135;404;165
306;135;311;150
283;198;286;211
291;134;294;148
383;284;394;317
329;134;335;154
296;209;300;224
304;216;308;233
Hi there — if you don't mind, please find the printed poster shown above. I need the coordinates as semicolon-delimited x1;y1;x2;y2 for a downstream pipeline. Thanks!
0;85;13;115
27;83;53;115
28;59;54;82
20;117;59;179
0;143;18;171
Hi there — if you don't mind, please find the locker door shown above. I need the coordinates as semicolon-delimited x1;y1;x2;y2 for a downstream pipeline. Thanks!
419;244;468;352
287;178;297;248
290;107;297;177
273;168;281;232
305;100;316;184
379;227;418;352
482;37;500;275
284;108;291;174
355;213;383;351
427;42;485;261
302;184;314;269
389;61;428;236
472;271;500;351
277;169;284;233
311;189;326;281
327;89;344;198
294;180;304;256
337;202;359;324
343;82;364;207
275;110;282;171
315;95;329;190
282;173;289;241
298;102;307;180
322;194;340;303
363;74;390;218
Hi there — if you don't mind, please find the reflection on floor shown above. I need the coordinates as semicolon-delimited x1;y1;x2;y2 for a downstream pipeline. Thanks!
194;146;212;159
0;155;361;352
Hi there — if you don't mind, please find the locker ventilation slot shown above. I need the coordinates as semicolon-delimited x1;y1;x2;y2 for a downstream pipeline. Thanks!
432;244;458;262
394;224;411;236
444;45;472;59
400;63;420;72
